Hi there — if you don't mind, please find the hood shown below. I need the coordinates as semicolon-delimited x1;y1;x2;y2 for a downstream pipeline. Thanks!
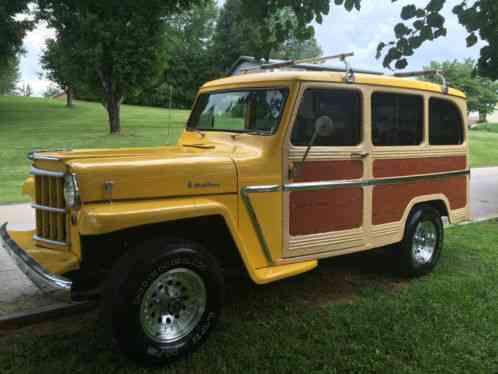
53;146;238;203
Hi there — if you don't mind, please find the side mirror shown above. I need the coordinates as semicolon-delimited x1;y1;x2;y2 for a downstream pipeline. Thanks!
291;116;334;178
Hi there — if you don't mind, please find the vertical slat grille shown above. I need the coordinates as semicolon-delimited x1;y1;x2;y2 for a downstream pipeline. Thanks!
34;173;67;246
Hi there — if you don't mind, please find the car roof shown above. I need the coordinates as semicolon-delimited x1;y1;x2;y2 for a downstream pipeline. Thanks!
202;70;466;99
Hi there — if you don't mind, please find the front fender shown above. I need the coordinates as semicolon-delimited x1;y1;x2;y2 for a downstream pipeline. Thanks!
77;196;317;285
78;196;237;236
78;196;258;281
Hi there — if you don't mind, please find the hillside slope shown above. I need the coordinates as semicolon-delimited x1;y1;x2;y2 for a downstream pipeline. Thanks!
0;96;188;203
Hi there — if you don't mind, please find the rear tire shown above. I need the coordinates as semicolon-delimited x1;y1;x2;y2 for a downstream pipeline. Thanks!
397;205;444;277
101;238;223;365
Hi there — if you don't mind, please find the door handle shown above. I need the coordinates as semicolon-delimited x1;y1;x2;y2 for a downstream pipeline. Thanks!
351;151;369;159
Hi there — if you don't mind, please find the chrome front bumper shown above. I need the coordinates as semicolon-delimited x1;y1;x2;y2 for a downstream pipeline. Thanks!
0;223;72;301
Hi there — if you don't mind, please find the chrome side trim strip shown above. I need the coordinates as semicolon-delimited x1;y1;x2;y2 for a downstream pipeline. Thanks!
31;204;67;213
240;187;276;265
30;167;65;178
0;223;72;300
285;170;470;191
33;235;68;247
240;169;470;265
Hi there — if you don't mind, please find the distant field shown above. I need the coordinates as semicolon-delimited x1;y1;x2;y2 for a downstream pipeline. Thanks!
0;96;497;203
0;96;188;203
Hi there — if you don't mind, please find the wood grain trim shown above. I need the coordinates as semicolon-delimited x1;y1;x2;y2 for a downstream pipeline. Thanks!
290;160;364;236
293;160;363;182
373;156;467;178
290;188;363;236
372;175;467;225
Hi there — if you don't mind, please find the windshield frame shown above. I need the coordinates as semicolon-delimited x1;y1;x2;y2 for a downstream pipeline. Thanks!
186;86;290;136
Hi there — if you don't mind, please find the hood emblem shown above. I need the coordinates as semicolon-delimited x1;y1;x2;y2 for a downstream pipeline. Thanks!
187;181;220;189
104;181;114;203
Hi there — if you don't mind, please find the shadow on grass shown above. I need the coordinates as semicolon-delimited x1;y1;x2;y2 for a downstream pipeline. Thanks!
1;246;404;341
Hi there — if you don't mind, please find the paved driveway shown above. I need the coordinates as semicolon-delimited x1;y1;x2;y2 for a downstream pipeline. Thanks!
470;167;498;220
0;167;497;305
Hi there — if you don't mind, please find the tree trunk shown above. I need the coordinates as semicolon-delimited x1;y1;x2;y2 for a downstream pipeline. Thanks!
65;86;74;108
105;94;122;134
479;111;487;123
97;68;122;134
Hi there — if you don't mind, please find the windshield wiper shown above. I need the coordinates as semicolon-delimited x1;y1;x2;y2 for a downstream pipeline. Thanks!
245;130;272;136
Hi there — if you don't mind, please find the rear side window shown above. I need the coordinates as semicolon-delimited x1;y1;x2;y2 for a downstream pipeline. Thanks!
372;92;423;146
291;88;362;147
429;98;464;145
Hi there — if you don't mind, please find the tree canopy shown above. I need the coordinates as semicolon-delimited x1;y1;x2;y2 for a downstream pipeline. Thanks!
376;0;498;79
36;0;204;133
213;0;323;73
0;55;20;95
0;0;33;94
0;0;33;66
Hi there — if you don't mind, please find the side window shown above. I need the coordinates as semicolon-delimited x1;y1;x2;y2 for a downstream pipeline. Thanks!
291;88;362;147
372;92;423;146
429;98;464;145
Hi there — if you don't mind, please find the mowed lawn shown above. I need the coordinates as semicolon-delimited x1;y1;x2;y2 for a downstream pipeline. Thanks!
1;96;498;203
470;124;498;168
1;220;498;373
0;96;188;203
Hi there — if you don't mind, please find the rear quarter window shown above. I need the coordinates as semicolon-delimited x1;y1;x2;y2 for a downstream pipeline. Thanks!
429;98;464;145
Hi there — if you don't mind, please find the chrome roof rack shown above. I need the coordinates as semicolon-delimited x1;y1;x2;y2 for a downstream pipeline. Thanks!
393;69;449;94
260;52;357;83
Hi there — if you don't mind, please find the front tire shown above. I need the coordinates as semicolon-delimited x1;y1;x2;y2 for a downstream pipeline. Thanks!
397;205;444;277
102;239;223;365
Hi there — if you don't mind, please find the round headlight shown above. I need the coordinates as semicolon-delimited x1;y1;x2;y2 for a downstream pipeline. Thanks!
64;174;80;208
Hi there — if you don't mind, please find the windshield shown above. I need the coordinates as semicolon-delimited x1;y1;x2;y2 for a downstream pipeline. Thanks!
187;88;289;134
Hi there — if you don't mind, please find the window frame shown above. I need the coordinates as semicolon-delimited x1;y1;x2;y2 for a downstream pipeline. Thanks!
289;86;365;148
428;97;465;146
371;90;425;147
186;86;291;135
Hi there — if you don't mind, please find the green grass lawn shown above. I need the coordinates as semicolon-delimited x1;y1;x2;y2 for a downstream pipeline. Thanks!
1;219;497;373
1;96;498;203
469;130;498;168
471;122;498;133
0;96;188;203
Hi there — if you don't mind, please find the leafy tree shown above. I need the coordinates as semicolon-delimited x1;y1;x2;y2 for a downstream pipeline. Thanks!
127;1;219;109
0;1;33;67
424;60;498;122
273;32;323;61
41;37;83;107
37;0;204;134
374;0;498;79
213;0;323;73
0;55;20;95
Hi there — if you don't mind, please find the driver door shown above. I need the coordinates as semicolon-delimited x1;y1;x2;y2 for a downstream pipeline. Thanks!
284;85;368;258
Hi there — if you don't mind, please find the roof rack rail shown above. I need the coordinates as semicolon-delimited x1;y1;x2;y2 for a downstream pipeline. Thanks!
260;52;357;83
393;69;448;94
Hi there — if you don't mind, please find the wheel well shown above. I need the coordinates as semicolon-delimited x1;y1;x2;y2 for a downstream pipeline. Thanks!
413;200;449;218
74;216;245;295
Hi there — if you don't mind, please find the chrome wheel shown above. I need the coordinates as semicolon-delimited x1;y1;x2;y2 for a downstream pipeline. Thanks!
412;220;438;265
140;268;207;343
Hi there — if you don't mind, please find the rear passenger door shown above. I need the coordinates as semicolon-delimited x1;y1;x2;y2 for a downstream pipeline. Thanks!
284;85;368;258
370;91;426;230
